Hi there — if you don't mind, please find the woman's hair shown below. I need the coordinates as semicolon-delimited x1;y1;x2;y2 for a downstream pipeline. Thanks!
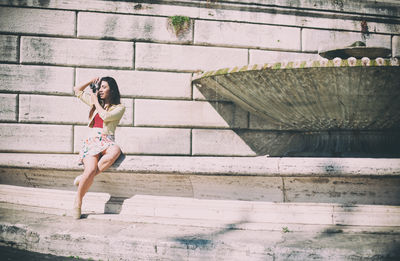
89;76;121;119
99;76;121;106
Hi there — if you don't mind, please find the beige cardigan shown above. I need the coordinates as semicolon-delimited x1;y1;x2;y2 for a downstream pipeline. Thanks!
76;90;125;136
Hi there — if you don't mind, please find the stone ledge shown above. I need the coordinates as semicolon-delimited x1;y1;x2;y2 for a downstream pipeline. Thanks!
0;153;399;177
1;204;399;261
1;185;400;227
2;0;399;20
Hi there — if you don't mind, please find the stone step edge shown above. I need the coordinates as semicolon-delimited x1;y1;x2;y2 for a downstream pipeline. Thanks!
1;153;399;176
2;207;399;261
2;202;400;235
1;184;400;227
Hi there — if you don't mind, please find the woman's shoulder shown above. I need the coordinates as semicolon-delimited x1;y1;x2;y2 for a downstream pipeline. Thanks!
114;103;125;108
109;103;125;110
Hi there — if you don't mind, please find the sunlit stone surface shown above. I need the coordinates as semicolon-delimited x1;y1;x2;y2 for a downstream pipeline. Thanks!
193;58;400;156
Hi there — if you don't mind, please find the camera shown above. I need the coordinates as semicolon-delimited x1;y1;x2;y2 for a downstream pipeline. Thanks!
89;83;99;93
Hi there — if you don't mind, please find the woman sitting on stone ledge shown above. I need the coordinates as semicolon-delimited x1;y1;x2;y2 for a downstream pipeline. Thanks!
72;77;125;219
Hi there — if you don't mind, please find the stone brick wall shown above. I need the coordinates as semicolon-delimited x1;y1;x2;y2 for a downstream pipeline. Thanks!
0;0;399;157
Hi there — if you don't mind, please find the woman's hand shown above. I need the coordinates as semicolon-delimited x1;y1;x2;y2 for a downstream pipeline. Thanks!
91;77;100;85
91;91;99;105
73;77;100;95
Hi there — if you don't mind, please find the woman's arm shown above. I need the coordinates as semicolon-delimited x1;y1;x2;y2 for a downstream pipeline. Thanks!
74;78;100;106
97;104;126;122
73;78;99;96
91;93;107;116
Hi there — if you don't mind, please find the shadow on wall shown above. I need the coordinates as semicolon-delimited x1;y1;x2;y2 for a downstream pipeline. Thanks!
194;83;400;157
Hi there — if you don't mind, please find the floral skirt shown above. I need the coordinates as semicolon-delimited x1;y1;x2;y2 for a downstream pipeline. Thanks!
78;128;116;165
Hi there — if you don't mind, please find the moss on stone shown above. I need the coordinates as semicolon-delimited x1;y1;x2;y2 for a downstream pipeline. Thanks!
215;68;229;75
168;16;191;36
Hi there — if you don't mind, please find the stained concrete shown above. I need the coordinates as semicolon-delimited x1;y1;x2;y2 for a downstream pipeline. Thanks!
1;204;399;261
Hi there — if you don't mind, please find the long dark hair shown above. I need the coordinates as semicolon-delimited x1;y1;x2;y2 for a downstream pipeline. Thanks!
99;77;121;106
89;76;121;119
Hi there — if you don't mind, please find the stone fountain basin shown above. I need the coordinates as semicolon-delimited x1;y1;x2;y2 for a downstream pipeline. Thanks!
192;58;400;131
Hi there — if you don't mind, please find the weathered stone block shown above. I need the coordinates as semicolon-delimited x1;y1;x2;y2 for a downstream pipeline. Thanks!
0;94;17;122
74;126;191;155
135;43;248;72
0;123;73;153
78;12;191;43
75;126;191;155
294;16;400;35
21;37;134;68
19;94;133;125
190;175;283;201
134;99;247;128
0;35;18;62
200;5;400;34
76;68;192;99
302;29;391;52
393;36;400;58
333;204;400;226
0;64;74;94
19;95;88;124
116;127;191;155
284;177;400;205
3;0;399;24
192;129;256;156
249;50;320;64
195;20;300;50
0;7;75;36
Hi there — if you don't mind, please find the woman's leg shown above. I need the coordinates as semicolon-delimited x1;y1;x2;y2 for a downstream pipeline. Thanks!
74;155;99;209
95;145;121;175
73;145;120;218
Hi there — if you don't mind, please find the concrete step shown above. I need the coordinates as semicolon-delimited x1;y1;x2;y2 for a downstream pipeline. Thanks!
1;153;400;206
1;185;400;228
1;203;400;261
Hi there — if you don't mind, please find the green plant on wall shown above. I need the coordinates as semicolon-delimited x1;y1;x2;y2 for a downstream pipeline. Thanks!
168;15;191;37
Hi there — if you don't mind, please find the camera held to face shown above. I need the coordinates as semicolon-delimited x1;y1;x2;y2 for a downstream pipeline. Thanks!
90;82;99;93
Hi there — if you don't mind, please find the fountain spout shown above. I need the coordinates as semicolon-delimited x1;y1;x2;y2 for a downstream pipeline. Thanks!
318;41;391;59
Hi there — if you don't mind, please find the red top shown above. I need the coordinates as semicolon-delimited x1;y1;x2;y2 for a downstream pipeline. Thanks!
92;113;104;128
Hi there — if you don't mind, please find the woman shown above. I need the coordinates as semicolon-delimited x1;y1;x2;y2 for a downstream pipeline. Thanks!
72;77;125;219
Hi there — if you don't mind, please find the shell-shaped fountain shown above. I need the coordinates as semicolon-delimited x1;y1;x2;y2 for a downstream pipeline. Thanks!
193;57;400;131
192;47;400;156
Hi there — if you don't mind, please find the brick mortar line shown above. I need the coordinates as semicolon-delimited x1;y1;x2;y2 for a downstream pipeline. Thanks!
16;35;21;64
190;128;193;155
0;62;198;75
191;18;195;44
132;99;136;127
73;66;77;89
391;35;394;57
9;32;377;54
71;124;75;153
3;122;397;134
300;28;303;52
1;92;229;102
15;94;19;123
190;74;194;101
74;10;78;37
3;26;397;43
16;62;134;71
1;2;399;22
1;93;209;102
281;177;287;202
132;42;136;70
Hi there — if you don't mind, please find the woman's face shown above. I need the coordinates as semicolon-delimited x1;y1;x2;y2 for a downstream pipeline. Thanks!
98;80;111;100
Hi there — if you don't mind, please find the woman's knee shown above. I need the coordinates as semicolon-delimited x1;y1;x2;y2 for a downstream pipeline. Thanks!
84;167;97;178
107;145;121;159
82;156;99;177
